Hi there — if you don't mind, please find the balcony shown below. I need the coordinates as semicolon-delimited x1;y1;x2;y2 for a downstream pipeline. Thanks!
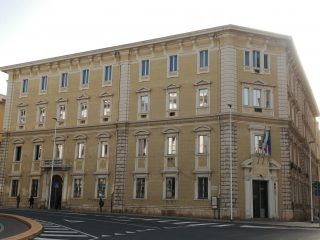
41;159;71;170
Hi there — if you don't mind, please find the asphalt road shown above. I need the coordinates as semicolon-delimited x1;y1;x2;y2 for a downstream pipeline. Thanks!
0;215;30;239
1;208;320;240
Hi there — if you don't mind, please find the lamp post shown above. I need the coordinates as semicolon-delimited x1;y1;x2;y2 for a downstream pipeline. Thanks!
48;117;58;210
228;104;233;221
309;140;315;223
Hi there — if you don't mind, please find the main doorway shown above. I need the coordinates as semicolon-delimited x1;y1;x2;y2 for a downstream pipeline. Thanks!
50;175;63;209
252;180;268;218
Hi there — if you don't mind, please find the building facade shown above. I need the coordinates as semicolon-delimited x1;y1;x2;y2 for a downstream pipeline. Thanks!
0;25;319;220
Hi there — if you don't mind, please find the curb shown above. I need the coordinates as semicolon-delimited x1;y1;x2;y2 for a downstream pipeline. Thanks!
0;213;43;240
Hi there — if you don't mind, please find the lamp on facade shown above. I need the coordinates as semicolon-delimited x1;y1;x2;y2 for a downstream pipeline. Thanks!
228;104;233;221
309;140;315;223
48;117;58;210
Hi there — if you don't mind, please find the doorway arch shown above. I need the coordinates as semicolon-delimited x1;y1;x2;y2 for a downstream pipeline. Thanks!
50;175;63;209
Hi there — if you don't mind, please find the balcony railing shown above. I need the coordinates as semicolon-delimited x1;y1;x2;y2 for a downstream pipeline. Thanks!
41;159;71;169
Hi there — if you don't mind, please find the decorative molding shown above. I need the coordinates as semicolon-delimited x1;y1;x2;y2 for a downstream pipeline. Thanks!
136;87;151;93
193;80;211;86
133;130;150;136
193;126;211;132
73;134;87;140
162;128;179;134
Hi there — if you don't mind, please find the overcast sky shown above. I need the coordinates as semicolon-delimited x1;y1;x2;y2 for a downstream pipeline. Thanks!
0;0;319;117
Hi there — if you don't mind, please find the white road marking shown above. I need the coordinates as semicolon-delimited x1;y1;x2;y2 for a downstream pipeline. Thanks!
64;219;85;223
186;223;218;227
125;231;136;233
173;221;198;225
114;233;125;236
240;225;287;229
211;224;234;227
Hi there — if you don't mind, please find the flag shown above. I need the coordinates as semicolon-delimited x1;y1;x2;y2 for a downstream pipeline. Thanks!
262;130;271;155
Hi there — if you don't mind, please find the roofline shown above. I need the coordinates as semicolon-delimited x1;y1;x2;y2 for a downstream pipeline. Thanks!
0;24;291;72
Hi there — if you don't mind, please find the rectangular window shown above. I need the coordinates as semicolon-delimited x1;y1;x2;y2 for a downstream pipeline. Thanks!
253;89;261;107
138;138;147;156
73;178;82;198
253;50;260;68
264;54;269;69
136;178;146;198
77;143;85;159
31;179;39;197
254;134;263;154
40;76;48;92
103;100;111;116
11;180;19;197
198;177;208;199
97;178;106;198
81;69;89;86
198;135;208;154
80;102;88;118
21;79;28;93
33;145;42;161
14;146;22;161
60;73;68;88
168;92;177;110
165;177;175;199
244;50;250;66
141;59;150;77
100;141;108;158
38;107;46;123
140;95;149;113
266;90;271;108
167;136;176;155
199;50;209;69
104;65;112;83
18;109;26;124
58;104;66;120
199;88;208;107
243;88;249;106
56;143;63;160
169;55;178;73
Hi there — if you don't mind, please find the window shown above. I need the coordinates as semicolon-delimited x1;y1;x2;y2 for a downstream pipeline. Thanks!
199;50;209;69
266;90;271;108
243;88;249;106
31;179;39;197
81;69;89;87
100;141;108;158
33;144;42;161
168;92;178;110
18;109;26;124
198;177;208;199
167;136;176;155
58;104;66;120
198;135;208;154
55;143;63;160
141;59;150;77
79;102;88;118
139;95;149;113
97;178;106;198
102;100;111;116
264;54;269;69
76;142;85;159
253;89;261;107
60;73;68;89
169;55;178;73
21;79;28;93
199;88;208;107
38;107;46;123
137;138;147;157
252;50;261;69
73;178;82;198
244;50;250;66
40;76;48;92
136;178;146;199
104;65;112;83
11;180;19;197
165;177;175;199
14;146;22;161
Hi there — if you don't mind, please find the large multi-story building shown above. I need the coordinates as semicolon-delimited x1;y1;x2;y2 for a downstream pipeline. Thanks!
0;94;6;200
0;25;319;220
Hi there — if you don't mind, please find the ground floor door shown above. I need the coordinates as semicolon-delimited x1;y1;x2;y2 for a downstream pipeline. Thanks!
50;175;63;209
253;180;268;218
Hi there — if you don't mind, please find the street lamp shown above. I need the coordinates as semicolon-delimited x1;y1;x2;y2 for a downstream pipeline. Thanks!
309;140;315;223
48;117;58;210
228;104;233;221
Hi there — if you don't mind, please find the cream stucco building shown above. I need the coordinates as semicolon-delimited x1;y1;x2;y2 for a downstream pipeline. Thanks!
0;25;319;220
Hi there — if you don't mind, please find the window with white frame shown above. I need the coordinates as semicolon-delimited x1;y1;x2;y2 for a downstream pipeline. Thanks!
253;89;261;107
252;50;260;69
14;146;22;161
168;55;178;74
139;95;149;113
199;50;209;70
198;135;208;154
263;54;269;69
102;99;111;117
81;69;89;87
165;177;176;199
37;106;46;123
198;88;208;107
167;136;177;155
168;92;178;110
11;179;19;197
254;134;264;154
243;50;269;73
21;79;28;94
97;177;106;198
135;177;146;199
137;138;147;157
33;144;42;161
60;73;68;89
79;102;88;118
197;177;208;199
141;59;150;78
18;109;26;124
40;75;48;93
55;143;63;160
73;178;83;198
104;65;112;84
243;87;249;106
76;142;85;159
30;179;39;197
244;50;250;67
58;104;66;121
265;89;271;108
100;141;108;158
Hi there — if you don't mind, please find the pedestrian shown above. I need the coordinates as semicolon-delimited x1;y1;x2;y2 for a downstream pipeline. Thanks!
99;197;104;212
16;195;20;208
28;195;34;208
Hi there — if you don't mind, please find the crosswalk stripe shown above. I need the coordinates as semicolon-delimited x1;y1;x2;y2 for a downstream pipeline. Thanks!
211;224;234;227
187;223;218;227
173;221;198;225
40;234;89;237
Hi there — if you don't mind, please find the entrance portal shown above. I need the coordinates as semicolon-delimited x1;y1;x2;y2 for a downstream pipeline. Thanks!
50;175;63;209
253;180;268;218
